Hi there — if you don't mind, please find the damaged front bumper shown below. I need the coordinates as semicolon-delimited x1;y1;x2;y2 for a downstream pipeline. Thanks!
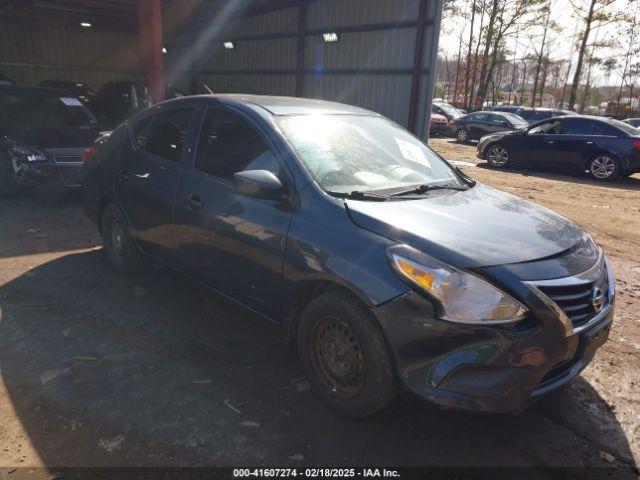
7;146;83;188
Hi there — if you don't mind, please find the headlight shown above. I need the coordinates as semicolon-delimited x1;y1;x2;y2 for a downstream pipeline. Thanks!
387;245;527;324
10;144;47;162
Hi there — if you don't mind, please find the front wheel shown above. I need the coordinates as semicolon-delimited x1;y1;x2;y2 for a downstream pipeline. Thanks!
297;291;397;417
101;204;148;274
0;156;19;197
486;144;510;168
456;128;470;143
588;154;619;180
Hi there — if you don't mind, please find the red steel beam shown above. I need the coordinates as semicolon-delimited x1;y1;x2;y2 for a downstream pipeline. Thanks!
137;0;165;103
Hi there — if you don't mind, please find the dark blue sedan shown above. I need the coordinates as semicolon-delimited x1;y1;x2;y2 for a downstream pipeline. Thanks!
477;115;640;179
82;95;614;416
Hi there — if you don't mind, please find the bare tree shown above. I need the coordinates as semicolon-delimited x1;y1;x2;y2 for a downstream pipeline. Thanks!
568;0;620;109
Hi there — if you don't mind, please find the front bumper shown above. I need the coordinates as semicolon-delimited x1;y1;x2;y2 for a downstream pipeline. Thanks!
371;261;615;414
11;158;82;188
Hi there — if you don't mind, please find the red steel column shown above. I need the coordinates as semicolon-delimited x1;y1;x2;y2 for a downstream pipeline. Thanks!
138;0;165;103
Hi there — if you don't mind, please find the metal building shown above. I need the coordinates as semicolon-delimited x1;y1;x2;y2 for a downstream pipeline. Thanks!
0;0;443;138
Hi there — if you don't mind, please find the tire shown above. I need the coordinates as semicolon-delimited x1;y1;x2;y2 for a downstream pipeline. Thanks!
588;154;620;180
456;128;470;143
297;291;397;417
101;203;148;274
486;144;510;168
0;155;19;197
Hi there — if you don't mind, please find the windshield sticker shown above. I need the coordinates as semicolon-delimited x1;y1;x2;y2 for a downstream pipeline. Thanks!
395;138;430;167
59;97;83;106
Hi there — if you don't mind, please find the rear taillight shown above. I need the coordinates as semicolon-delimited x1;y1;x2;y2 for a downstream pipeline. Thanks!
634;140;640;149
82;146;96;162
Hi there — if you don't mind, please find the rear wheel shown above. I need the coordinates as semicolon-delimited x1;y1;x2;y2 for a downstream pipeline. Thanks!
101;204;148;274
0;155;19;197
456;128;470;143
486;144;510;168
588;154;619;180
297;291;397;417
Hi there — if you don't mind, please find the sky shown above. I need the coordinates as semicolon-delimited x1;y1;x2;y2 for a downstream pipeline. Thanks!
437;0;632;86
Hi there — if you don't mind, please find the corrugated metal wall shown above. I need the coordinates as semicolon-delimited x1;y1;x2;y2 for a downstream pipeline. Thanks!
0;19;141;89
193;0;441;132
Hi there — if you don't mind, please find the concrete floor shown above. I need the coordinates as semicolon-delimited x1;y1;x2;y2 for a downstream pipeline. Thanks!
0;190;637;478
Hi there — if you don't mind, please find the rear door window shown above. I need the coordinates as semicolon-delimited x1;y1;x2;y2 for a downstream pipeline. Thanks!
559;118;594;135
145;108;195;162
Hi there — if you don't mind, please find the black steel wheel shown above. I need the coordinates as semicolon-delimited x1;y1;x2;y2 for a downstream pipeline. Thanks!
310;315;366;398
101;203;148;274
297;291;397;417
0;155;19;197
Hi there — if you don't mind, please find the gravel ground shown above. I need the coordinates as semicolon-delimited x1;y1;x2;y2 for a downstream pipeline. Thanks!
0;139;638;476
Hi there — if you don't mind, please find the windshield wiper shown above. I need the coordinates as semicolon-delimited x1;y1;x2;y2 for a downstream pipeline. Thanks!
327;190;389;201
389;184;469;197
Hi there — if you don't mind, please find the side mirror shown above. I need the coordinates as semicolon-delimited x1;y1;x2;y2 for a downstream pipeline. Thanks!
500;121;509;127
233;170;283;200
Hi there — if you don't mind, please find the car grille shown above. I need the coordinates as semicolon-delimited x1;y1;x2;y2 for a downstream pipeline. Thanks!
54;155;82;164
532;261;609;329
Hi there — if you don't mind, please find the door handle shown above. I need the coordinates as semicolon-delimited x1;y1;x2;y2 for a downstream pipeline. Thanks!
185;194;203;210
545;140;555;144
116;169;129;182
586;141;595;145
133;173;150;179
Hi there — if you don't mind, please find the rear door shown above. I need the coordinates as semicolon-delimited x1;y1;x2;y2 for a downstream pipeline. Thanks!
173;107;294;320
544;118;606;170
114;107;198;260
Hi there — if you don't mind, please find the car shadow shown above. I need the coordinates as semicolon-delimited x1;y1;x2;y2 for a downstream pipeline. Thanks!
475;163;640;192
0;250;637;472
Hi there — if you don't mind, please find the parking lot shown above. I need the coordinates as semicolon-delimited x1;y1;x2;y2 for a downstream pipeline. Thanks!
0;138;637;475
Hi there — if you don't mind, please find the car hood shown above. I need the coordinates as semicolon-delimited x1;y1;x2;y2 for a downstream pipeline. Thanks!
345;184;588;268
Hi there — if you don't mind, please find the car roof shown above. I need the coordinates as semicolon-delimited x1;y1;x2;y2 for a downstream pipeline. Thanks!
160;94;378;117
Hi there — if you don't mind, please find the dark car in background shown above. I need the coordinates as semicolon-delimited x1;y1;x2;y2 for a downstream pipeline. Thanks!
623;118;640;128
90;80;149;128
452;110;528;142
82;95;614;417
0;85;100;196
477;115;640;180
429;113;449;136
432;101;464;123
492;106;575;124
40;80;96;106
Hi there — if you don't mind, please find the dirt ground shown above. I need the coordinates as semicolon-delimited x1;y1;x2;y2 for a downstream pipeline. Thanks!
0;139;638;477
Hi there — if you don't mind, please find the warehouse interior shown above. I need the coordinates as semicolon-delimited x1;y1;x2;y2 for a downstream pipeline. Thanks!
0;0;442;136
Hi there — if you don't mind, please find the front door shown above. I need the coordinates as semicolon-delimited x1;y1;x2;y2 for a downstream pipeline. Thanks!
173;107;294;320
114;107;197;259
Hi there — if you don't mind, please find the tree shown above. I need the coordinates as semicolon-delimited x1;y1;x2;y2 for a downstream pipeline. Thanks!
568;0;620;109
473;0;546;110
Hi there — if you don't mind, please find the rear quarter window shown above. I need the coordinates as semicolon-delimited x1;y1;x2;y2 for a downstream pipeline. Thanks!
130;115;154;151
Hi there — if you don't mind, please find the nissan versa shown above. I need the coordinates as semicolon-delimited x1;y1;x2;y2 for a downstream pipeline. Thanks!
82;95;615;417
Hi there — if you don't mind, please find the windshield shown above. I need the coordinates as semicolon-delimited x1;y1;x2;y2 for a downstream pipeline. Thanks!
502;112;528;126
275;115;465;194
0;89;97;126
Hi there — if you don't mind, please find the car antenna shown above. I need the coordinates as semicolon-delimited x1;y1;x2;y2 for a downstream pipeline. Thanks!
203;84;214;95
